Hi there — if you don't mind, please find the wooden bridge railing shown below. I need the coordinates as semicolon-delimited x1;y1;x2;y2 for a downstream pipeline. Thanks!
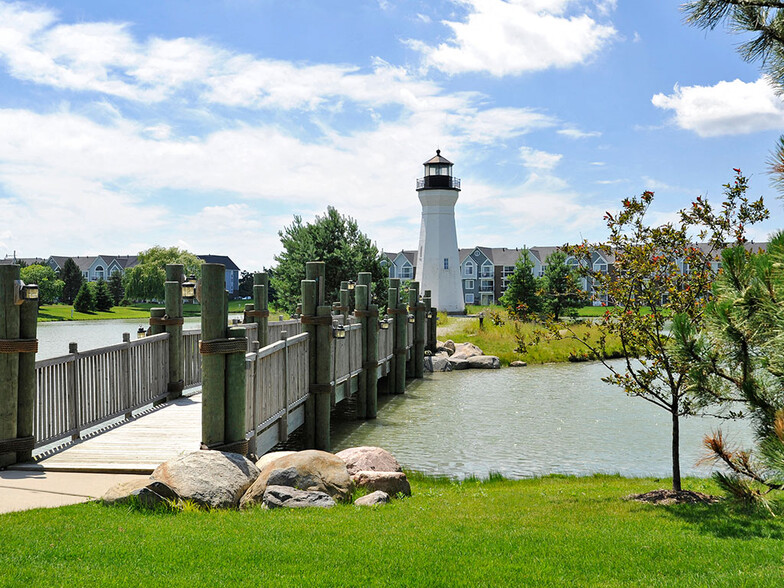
33;333;170;452
245;332;310;456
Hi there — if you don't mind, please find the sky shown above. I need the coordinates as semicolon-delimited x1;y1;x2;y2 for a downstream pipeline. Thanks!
1;0;783;271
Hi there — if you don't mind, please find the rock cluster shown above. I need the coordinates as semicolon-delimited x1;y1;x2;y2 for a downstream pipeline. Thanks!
425;339;501;372
102;446;410;511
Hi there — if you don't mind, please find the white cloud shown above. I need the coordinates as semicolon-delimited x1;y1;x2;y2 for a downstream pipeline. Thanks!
407;0;616;76
652;77;784;137
519;146;562;170
557;127;601;139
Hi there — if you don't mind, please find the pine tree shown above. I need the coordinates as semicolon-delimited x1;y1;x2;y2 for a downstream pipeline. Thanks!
94;279;113;311
540;251;584;320
73;282;96;313
499;249;540;319
107;270;124;305
61;258;83;304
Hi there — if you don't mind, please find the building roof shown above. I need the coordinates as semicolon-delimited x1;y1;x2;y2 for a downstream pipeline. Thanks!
0;257;48;266
489;247;526;266
197;255;240;271
49;256;98;272
423;149;452;166
101;255;138;269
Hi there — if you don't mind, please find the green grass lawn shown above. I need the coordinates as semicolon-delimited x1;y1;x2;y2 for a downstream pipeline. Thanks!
37;301;273;322
1;474;781;587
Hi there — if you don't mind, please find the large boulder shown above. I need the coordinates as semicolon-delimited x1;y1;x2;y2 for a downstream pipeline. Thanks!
256;451;297;471
352;471;411;497
467;355;501;369
442;340;456;356
102;477;151;505
448;357;470;370
240;450;352;508
354;490;391;507
261;485;335;509
150;450;260;509
451;342;484;360
424;355;452;372
336;446;403;476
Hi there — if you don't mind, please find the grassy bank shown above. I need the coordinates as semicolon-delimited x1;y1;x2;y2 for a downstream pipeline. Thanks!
1;474;781;587
438;313;623;365
37;301;274;322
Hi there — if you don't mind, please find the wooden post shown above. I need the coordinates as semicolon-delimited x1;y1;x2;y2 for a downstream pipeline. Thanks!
391;280;406;394
387;282;398;395
224;325;246;446
150;308;165;336
201;263;226;448
165;264;184;400
15;296;37;462
357;272;378;417
0;265;20;467
306;261;326;306
431;305;438;351
409;281;425;378
423;290;433;352
355;283;368;419
254;272;269;348
315;305;332;451
339;284;349;321
301;279;317;448
280;330;289;443
121;333;132;419
67;342;80;441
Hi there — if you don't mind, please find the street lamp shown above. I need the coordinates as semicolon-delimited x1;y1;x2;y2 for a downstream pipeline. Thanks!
181;275;196;300
13;280;39;305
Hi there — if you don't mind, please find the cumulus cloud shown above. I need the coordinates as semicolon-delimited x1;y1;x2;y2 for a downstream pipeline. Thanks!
652;77;784;137
407;0;617;76
519;146;562;170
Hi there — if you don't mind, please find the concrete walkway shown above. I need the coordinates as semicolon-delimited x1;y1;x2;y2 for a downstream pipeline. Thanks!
0;470;147;514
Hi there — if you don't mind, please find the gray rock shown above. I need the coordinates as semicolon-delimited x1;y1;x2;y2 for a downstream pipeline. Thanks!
256;451;297;471
261;485;335;509
101;477;151;505
352;471;411;497
443;340;456;356
467;355;501;369
354;491;390;506
240;449;352;508
448;357;470;370
336;446;402;476
425;355;452;372
451;342;484;360
510;360;527;367
150;450;260;509
102;478;180;508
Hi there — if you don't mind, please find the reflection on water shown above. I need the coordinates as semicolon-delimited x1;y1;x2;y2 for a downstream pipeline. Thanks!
332;361;753;480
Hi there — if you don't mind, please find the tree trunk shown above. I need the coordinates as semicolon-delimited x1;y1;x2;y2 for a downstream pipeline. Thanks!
671;405;681;492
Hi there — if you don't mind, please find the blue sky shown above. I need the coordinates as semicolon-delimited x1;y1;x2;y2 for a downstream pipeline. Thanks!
1;0;783;270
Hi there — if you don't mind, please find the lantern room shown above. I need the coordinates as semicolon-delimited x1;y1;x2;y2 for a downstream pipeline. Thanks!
416;150;461;191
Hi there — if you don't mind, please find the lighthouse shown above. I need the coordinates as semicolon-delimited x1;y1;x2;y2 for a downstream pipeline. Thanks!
415;150;465;313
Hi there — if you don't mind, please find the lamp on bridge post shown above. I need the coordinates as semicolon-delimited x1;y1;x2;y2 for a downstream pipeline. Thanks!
13;281;38;305
333;323;347;339
137;326;146;339
347;280;355;291
181;276;196;300
379;315;390;330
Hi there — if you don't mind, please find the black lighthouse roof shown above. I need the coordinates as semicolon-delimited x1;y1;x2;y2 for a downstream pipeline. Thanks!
423;149;452;166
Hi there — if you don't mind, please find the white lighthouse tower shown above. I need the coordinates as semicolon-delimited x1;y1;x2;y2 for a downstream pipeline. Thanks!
415;150;465;313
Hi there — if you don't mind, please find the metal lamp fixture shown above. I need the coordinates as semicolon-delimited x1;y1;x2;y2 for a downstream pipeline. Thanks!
379;316;390;330
137;326;146;339
181;275;197;299
347;280;356;291
408;313;416;324
333;324;347;339
13;280;39;305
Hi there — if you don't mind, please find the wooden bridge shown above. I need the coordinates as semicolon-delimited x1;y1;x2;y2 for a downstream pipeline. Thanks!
13;293;424;473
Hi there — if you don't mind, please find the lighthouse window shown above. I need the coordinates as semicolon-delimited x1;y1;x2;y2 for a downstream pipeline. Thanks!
443;258;449;270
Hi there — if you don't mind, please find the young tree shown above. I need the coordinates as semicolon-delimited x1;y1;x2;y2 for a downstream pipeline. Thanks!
561;170;768;492
237;270;254;298
108;270;124;305
94;279;113;311
20;264;64;305
271;207;387;312
123;246;201;301
539;251;584;320
500;249;540;319
61;258;83;304
73;282;96;313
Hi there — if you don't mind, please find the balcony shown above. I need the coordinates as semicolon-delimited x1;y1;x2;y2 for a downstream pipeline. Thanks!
416;175;461;191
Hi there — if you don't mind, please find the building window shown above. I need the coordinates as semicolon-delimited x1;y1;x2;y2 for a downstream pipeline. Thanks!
539;264;547;277
464;262;474;277
95;265;104;281
444;258;449;270
480;279;493;291
464;280;474;290
465;293;475;304
388;266;396;278
480;262;493;278
502;265;514;276
401;264;412;279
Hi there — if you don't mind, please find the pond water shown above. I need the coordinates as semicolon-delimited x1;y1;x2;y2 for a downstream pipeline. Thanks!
331;360;754;480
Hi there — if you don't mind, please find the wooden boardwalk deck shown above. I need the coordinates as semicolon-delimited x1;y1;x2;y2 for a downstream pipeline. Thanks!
13;394;202;474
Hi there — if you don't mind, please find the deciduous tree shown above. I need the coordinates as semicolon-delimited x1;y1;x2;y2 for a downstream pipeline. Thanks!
20;264;63;305
123;246;201;301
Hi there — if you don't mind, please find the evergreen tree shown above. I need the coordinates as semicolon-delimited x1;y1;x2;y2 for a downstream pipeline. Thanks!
271;207;387;312
61;258;83;304
94;279;113;311
540;251;584;321
108;270;124;305
500;249;540;319
73;282;96;313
